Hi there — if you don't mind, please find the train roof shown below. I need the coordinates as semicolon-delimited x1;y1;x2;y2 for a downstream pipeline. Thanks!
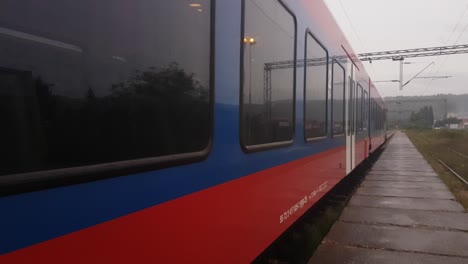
293;0;384;106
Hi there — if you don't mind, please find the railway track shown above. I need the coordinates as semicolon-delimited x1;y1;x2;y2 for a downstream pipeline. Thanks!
438;159;468;185
449;149;468;160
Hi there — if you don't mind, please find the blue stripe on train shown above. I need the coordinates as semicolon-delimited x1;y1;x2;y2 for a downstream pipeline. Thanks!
0;103;344;254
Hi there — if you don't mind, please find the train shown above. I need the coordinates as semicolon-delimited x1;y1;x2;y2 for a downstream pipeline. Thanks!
0;0;386;263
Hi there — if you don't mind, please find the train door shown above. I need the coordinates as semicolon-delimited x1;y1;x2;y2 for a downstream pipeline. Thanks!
346;65;357;174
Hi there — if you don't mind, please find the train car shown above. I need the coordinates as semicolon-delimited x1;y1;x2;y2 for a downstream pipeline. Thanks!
0;0;387;263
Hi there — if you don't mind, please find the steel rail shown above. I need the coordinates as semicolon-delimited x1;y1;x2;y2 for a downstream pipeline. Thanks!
438;159;468;185
449;149;468;160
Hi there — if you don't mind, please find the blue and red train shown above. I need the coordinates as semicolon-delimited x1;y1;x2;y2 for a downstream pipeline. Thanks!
0;0;386;263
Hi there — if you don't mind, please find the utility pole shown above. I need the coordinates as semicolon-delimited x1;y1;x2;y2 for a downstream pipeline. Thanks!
400;59;404;90
392;57;404;90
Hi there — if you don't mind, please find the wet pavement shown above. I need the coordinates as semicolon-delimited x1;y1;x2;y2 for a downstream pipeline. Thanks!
309;132;468;263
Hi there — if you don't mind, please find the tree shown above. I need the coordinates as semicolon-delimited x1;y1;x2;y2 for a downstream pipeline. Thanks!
408;105;434;128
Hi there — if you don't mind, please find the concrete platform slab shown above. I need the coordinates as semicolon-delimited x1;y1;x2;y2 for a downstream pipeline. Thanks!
371;168;436;173
365;175;441;182
378;158;426;160
323;222;468;258
374;160;430;165
355;186;454;199
340;206;468;231
309;132;468;264
375;157;427;160
349;195;464;211
373;162;430;166
361;180;448;189
372;168;435;173
309;244;468;264
373;163;432;168
367;171;438;177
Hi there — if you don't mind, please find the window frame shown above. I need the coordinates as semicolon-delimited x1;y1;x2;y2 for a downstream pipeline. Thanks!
331;59;346;138
0;0;216;196
303;29;329;142
239;0;298;153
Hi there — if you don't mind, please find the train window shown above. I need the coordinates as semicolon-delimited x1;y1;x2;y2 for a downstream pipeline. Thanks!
377;105;382;129
371;101;375;130
373;101;377;130
347;78;354;136
379;107;382;129
378;107;381;129
357;84;363;132
304;31;328;140
241;0;296;149
377;106;380;129
380;107;383;129
0;1;213;179
375;104;378;129
364;90;368;132
332;61;345;136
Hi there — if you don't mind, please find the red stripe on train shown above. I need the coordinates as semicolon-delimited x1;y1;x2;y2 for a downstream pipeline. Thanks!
1;147;347;264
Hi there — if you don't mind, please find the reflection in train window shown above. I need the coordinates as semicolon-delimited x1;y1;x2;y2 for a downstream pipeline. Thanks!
332;61;345;136
0;0;212;177
304;32;328;140
241;0;296;148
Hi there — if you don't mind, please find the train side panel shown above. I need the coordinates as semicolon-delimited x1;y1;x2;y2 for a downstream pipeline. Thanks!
0;0;386;263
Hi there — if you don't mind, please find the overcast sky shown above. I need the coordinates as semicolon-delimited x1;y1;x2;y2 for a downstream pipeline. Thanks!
324;0;468;98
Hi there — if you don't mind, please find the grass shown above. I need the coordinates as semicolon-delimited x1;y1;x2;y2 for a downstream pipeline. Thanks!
406;129;468;210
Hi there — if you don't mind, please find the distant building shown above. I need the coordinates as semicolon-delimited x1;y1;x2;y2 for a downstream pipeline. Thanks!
447;112;458;118
385;95;468;128
385;97;447;127
461;118;468;129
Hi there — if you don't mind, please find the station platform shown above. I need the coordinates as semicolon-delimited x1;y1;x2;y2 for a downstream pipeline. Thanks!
308;131;468;263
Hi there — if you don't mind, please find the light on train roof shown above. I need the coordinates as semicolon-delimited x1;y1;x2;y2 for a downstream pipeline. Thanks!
243;37;256;44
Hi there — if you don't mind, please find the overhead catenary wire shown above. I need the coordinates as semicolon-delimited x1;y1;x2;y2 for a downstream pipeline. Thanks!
266;43;468;69
401;62;434;88
422;3;468;95
337;0;378;81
